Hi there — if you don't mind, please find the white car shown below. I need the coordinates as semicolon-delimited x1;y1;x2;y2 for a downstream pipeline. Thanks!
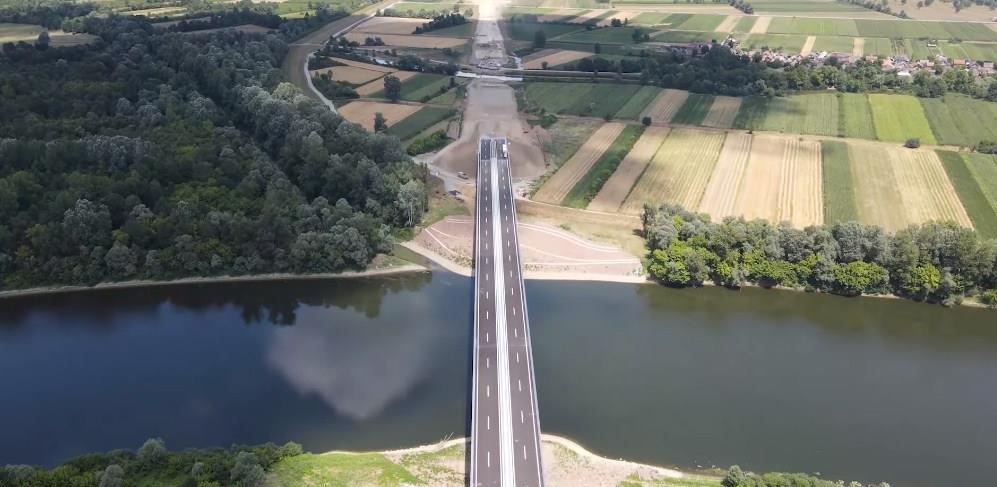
457;171;469;179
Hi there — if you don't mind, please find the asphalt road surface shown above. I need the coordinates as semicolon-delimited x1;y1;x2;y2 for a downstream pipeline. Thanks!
470;137;545;487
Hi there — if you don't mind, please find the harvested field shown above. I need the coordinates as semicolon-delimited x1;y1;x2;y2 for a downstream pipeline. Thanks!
698;131;752;220
620;128;725;214
311;65;386;85
588;126;670;212
849;142;970;231
355;71;417;96
733;135;823;227
344;32;468;48
715;15;739;33
338;101;421;131
800;35;817;56
534;123;626;204
853;37;864;57
0;23;98;46
352;17;425;35
523;49;592;69
701;96;741;128
750;16;772;34
869;94;937;145
640;89;689;124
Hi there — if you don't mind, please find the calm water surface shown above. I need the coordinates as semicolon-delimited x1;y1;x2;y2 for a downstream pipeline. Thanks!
1;271;995;486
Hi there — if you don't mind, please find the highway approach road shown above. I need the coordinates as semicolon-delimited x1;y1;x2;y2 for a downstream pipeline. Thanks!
470;137;545;487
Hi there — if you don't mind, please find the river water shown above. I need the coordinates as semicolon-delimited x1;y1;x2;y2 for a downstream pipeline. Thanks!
1;271;994;486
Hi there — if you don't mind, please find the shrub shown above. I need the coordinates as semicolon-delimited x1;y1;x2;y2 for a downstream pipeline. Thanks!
905;137;921;148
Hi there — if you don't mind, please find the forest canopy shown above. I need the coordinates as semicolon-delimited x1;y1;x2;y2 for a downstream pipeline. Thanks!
0;5;427;290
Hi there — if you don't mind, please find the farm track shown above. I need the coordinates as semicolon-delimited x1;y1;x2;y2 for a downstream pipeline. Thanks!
750;16;772;33
534;123;626;204
853;37;865;56
588;126;671;212
620;128;725;214
698;131;752;220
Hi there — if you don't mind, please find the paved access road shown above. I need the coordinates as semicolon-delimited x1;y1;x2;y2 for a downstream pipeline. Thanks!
470;137;545;487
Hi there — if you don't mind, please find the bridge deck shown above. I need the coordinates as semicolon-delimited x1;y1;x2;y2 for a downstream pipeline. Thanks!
470;137;545;487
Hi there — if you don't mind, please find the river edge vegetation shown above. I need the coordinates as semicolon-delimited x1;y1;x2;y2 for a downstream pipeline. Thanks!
0;437;893;487
0;4;429;292
642;203;997;307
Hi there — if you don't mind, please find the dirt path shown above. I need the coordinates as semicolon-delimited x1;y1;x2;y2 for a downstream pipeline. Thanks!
715;15;738;33
750;16;771;34
800;35;817;56
853;37;865;57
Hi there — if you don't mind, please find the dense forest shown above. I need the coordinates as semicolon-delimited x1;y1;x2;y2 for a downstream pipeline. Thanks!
0;438;301;487
643;204;997;306
0;5;427;291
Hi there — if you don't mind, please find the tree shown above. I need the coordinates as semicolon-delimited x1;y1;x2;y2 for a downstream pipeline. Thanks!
231;452;266;487
98;464;123;487
383;75;402;102
137;438;167;465
533;29;546;49
541;61;548;70
905;137;921;148
397;180;426;226
374;112;388;132
631;28;644;44
594;42;601;54
642;116;652;126
36;30;50;49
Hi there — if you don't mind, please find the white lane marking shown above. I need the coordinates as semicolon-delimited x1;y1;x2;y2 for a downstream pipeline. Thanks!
516;352;520;363
511;286;514;295
486;272;489;281
514;327;518;338
521;410;525;423
486;310;489;320
485;257;488;264
513;307;517;316
523;445;527;460
487;415;491;430
518;379;522;391
486;291;489;299
487;385;490;397
490;150;517;487
487;357;490;368
487;451;491;468
486;332;489;343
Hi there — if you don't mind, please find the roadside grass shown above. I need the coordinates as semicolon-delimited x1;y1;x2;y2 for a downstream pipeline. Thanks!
821;140;859;224
387;106;455;140
267;452;420;487
937;151;997;238
562;124;644;208
838;92;875;139
524;82;643;117
615;85;662;119
671;93;714;125
868;93;936;145
920;94;997;147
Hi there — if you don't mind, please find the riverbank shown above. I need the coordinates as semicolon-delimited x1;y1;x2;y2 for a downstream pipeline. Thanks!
266;434;723;487
0;257;426;299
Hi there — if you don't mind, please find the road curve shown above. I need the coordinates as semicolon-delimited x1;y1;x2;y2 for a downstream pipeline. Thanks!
471;137;545;487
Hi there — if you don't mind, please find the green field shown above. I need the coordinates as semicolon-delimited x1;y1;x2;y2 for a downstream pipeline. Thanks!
631;12;672;25
822;140;859;224
812;35;854;54
672;94;714;125
868;94;937;145
653;30;721;44
733;93;838;136
732;16;757;33
767;17;858;36
938;41;997;62
747;0;871;14
920;94;997;147
396;73;453;102
423;21;475;37
524;82;643;117
674;13;727;31
615;85;662;119
562;124;645;208
387;106;454;140
504;21;583;41
838;93;875;139
855;18;997;42
964;153;997;215
863;37;898;57
741;33;809;54
557;26;654;44
937;151;997;238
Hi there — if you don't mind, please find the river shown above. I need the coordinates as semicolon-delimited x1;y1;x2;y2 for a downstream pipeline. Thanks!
0;271;994;486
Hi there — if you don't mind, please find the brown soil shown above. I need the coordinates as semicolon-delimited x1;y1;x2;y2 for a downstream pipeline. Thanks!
312;65;386;85
523;49;592;69
338;101;421;131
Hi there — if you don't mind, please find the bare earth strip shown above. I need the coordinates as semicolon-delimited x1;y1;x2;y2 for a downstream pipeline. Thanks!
311;65;386;85
701;96;741;129
620;127;725;214
641;89;689;124
344;32;467;48
522;49;558;63
853;37;865;57
352;17;425;35
698;131;752;220
715;15;738;33
750;16;771;34
889;149;973;228
355;70;417;96
588;126;671;212
523;49;592;69
534;122;626;204
800;35;817;56
734;135;822;227
597;11;638;27
338;101;421;131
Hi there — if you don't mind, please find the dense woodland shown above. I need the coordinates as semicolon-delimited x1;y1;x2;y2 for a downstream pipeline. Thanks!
643;204;997;306
0;438;301;487
0;5;427;291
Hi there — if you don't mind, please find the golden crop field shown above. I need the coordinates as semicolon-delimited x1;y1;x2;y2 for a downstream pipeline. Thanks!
620;128;725;214
534;122;626;204
698;131;752;220
640;89;689;124
733;135;823;227
587;126;670;212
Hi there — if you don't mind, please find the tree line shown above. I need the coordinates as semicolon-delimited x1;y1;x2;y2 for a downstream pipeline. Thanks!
413;13;468;34
643;204;997;307
0;438;301;487
0;7;427;291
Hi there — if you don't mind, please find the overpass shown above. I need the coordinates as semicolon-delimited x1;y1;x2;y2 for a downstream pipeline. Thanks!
470;137;545;487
